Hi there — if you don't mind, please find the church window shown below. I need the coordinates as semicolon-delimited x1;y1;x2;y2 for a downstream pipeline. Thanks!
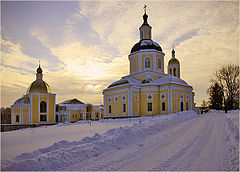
147;102;152;112
123;104;126;113
122;96;126;101
162;102;165;112
147;95;152;100
16;115;19;122
40;115;47;121
145;57;151;69
158;58;161;69
115;97;118;102
161;94;165;100
181;102;184;111
108;105;111;114
40;101;47;113
75;114;77;118
170;69;172;75
173;68;176;76
72;114;74;119
186;103;189;110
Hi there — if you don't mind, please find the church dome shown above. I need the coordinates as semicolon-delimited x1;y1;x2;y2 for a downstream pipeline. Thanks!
26;80;52;94
131;39;162;53
37;66;42;73
168;58;180;65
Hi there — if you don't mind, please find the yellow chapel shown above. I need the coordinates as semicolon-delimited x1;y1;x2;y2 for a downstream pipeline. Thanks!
102;8;195;118
11;64;56;124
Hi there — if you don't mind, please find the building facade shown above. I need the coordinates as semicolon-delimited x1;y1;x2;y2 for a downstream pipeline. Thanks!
102;10;195;118
11;65;56;124
56;98;104;122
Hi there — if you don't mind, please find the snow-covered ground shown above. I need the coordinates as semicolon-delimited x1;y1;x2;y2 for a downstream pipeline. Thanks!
1;110;239;171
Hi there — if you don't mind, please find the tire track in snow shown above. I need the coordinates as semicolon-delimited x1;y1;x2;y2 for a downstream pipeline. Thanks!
72;116;201;171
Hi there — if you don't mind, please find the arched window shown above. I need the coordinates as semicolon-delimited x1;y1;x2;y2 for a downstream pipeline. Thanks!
170;69;172;75
173;68;176;76
145;57;150;69
16;115;19;122
40;101;47;113
158;58;161;69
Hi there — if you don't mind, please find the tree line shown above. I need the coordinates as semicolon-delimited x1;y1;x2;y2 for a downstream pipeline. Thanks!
207;64;239;112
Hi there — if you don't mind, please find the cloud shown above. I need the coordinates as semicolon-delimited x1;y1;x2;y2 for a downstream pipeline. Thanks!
1;1;239;107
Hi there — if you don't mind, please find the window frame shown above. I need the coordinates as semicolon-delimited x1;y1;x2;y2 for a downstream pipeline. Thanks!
147;102;153;112
158;58;162;69
108;105;111;114
145;57;151;69
40;114;47;122
122;103;126;113
162;102;166;112
40;101;47;113
16;115;19;122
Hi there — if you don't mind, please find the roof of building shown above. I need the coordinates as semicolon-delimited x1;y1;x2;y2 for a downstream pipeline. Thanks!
130;39;162;53
108;79;129;88
60;98;84;104
168;58;180;65
153;75;189;86
13;96;30;106
26;80;52;94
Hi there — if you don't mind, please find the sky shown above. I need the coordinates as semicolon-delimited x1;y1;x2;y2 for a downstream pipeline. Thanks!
1;1;239;107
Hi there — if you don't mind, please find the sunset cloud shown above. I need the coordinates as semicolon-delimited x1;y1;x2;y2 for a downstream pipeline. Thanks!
1;1;238;107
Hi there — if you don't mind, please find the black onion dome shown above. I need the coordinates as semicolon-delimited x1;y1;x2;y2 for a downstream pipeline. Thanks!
131;39;162;53
37;66;42;73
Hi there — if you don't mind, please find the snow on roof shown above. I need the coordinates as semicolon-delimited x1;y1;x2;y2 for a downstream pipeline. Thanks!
13;96;30;106
107;76;141;89
152;75;190;86
93;105;104;110
58;104;86;110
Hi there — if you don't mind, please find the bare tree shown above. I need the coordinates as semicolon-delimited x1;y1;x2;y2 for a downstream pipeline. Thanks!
211;64;239;112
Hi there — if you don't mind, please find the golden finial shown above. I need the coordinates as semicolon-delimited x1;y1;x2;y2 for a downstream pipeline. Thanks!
38;60;41;67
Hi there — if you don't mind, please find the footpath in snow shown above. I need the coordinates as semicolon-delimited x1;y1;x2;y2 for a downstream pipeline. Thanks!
1;110;239;171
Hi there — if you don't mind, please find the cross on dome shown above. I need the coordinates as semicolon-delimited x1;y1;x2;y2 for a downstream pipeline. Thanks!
144;5;147;13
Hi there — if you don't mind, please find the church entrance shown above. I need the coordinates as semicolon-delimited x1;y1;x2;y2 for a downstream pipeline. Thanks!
86;105;92;120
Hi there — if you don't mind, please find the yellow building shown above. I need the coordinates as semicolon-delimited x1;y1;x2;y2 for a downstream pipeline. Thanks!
56;98;104;122
11;65;56;124
102;10;195;118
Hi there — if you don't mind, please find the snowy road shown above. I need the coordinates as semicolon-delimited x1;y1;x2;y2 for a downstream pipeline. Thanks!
68;112;239;171
2;111;239;171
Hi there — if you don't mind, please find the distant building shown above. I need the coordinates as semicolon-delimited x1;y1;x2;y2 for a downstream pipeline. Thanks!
56;98;104;122
102;9;195;118
11;65;56;124
1;107;11;124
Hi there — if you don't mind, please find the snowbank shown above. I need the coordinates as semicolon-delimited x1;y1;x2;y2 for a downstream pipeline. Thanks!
2;111;198;171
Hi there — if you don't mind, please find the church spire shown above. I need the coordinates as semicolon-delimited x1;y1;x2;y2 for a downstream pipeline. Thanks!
143;5;148;24
171;44;175;58
36;60;43;80
139;5;152;40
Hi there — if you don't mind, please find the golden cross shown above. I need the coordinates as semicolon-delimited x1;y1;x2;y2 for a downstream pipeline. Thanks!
38;60;41;66
144;5;147;13
172;44;174;50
